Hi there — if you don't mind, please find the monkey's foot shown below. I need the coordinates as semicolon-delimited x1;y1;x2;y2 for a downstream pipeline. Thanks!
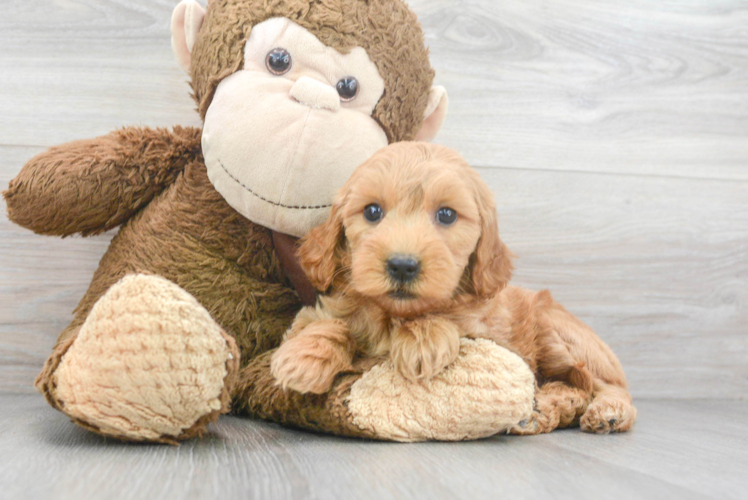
51;274;239;444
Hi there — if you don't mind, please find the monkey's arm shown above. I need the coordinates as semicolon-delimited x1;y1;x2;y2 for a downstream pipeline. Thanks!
4;126;201;236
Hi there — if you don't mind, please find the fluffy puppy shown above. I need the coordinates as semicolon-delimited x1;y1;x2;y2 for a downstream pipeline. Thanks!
271;142;637;434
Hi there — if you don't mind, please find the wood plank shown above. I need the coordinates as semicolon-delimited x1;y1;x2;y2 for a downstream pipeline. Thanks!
412;0;748;180
1;395;744;500
0;1;201;147
549;399;748;499
2;1;746;180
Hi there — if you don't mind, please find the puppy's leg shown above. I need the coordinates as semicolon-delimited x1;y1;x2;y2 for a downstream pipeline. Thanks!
508;381;591;435
535;292;637;433
270;308;355;394
390;316;461;382
581;380;637;433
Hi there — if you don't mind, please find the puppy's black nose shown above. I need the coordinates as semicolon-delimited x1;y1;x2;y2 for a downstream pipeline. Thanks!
386;255;421;283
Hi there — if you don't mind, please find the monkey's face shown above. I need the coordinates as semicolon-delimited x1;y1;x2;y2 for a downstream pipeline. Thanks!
201;18;389;237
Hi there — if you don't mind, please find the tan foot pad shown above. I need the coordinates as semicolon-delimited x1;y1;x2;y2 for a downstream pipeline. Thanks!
54;274;236;443
347;338;535;442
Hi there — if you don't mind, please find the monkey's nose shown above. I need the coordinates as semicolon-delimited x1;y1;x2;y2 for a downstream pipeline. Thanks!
289;76;340;112
386;255;421;283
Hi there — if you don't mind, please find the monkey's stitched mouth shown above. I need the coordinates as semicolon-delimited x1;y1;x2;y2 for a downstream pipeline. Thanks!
216;158;332;211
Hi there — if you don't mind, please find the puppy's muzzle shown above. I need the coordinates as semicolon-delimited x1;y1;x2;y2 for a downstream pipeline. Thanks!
386;255;421;284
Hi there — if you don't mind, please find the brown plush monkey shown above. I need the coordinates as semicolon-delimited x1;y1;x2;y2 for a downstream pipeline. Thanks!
4;0;535;443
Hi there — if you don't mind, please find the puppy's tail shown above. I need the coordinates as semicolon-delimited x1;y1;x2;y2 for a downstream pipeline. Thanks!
566;362;595;393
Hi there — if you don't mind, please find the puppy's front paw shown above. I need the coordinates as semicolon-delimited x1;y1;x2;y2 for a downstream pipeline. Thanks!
581;398;637;434
390;317;460;382
270;320;353;394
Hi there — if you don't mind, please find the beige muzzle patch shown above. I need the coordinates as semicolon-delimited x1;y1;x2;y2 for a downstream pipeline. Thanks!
54;274;233;441
347;338;535;442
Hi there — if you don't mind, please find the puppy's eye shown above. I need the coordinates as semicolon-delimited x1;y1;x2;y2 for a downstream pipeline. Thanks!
336;77;359;101
266;48;292;75
363;203;383;223
436;207;457;226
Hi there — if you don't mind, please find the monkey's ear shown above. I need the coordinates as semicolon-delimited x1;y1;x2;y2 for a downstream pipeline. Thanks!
171;0;206;73
414;86;449;142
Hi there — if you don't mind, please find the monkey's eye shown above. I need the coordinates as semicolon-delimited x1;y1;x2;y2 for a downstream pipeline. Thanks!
363;204;383;223
336;77;359;101
436;207;457;226
266;48;292;75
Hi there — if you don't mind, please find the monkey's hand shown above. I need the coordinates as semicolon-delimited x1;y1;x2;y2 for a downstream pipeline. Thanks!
390;316;461;382
270;319;355;394
4;126;201;236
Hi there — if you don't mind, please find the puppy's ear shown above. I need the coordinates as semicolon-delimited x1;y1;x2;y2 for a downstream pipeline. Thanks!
298;202;345;291
469;174;514;297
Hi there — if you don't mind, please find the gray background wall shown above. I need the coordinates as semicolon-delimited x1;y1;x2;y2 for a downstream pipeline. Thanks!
1;0;746;400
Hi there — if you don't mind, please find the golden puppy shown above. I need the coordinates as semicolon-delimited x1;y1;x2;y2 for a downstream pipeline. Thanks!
271;142;636;434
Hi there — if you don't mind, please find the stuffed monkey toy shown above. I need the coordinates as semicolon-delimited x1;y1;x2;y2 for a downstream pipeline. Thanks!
4;0;535;443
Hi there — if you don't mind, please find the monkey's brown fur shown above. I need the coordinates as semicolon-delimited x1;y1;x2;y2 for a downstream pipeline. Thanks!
4;0;441;442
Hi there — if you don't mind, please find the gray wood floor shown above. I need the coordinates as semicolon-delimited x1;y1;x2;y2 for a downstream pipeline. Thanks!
1;0;747;498
2;395;747;500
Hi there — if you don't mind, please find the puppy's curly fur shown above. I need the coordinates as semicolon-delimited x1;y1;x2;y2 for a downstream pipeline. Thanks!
271;142;636;434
